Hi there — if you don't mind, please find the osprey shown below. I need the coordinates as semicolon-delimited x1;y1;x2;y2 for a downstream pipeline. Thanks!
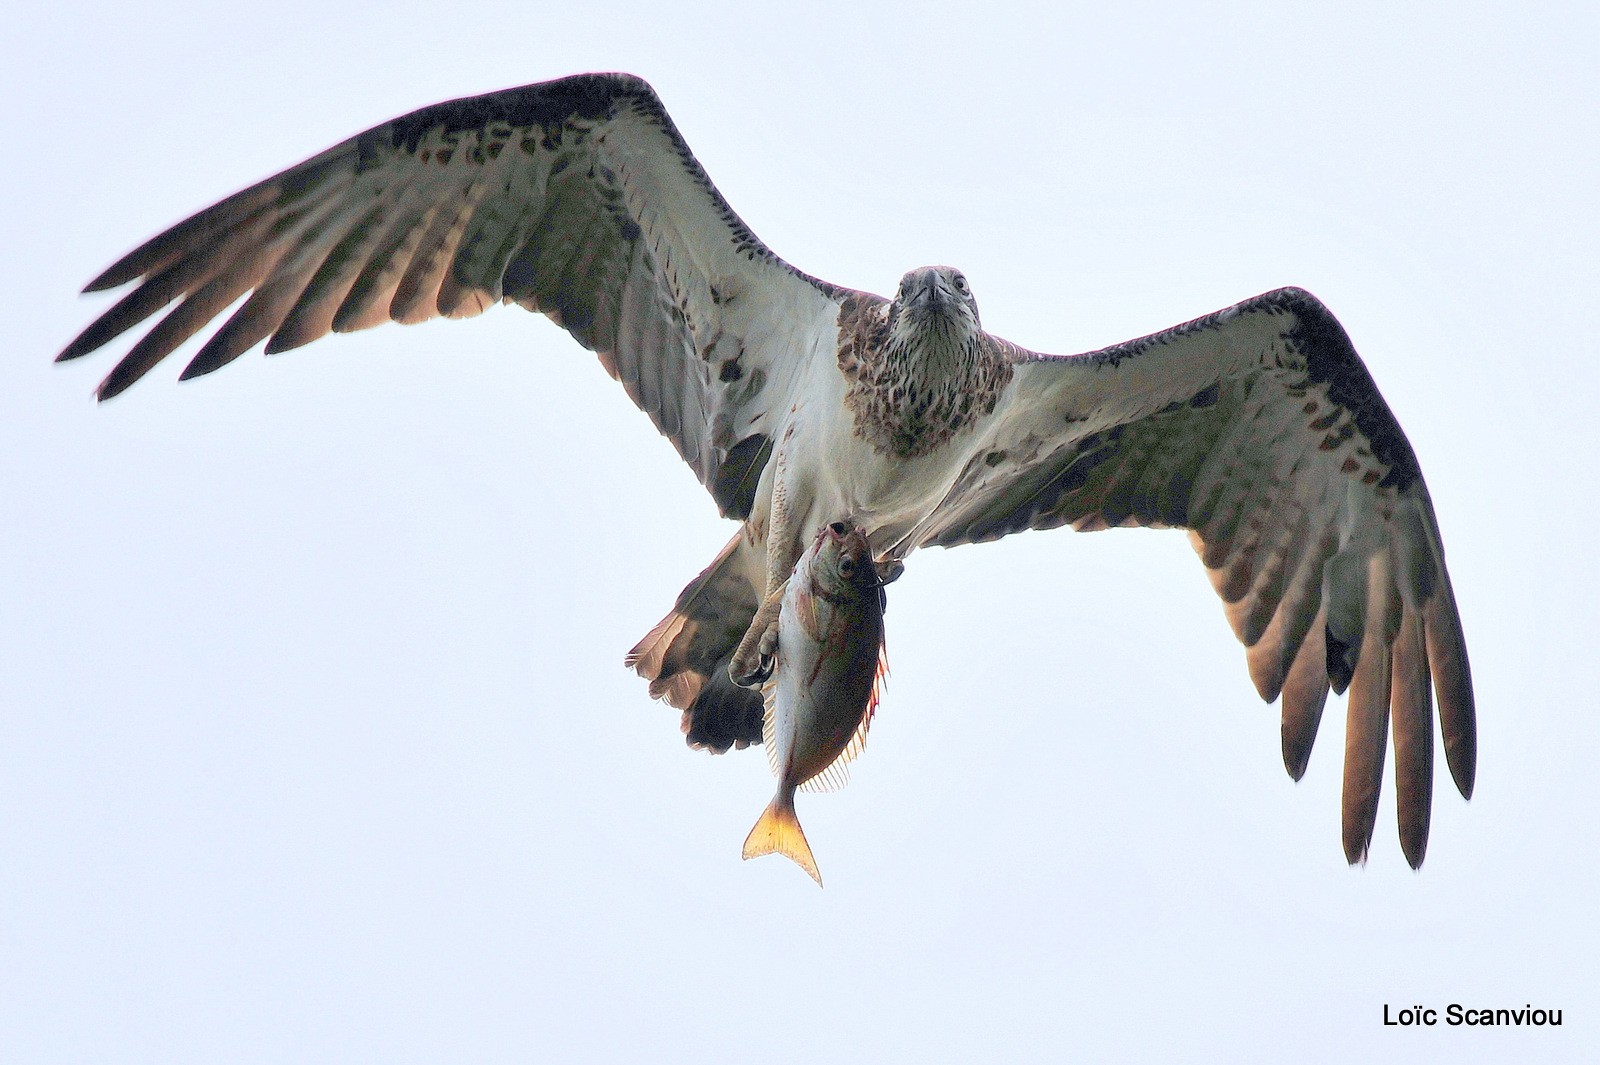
58;73;1474;868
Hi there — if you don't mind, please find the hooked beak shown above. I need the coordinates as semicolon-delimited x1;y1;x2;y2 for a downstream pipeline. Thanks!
912;272;946;309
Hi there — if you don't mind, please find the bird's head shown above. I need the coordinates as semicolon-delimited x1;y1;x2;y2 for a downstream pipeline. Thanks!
888;266;982;344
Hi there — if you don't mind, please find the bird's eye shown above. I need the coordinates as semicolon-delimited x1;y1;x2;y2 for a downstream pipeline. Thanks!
953;274;969;292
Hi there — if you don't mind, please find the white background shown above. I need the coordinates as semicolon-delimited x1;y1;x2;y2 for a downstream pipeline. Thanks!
5;2;1595;1061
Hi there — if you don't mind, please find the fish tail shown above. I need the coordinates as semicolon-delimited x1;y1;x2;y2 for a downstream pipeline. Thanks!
741;795;822;886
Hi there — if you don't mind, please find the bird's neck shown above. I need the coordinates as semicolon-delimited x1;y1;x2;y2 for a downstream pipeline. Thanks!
883;310;983;395
849;312;1000;459
885;328;974;390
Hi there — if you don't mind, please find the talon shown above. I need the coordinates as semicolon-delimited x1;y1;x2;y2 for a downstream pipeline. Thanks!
731;654;773;688
730;579;787;689
733;616;781;687
875;558;905;585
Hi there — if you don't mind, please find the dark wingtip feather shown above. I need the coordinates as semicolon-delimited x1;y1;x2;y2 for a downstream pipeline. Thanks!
96;354;153;401
82;183;281;295
1341;622;1390;869
1391;610;1434;869
83;231;199;295
184;266;323;380
1326;626;1357;695
1242;613;1288;703
1423;592;1477;800
1280;619;1330;781
56;331;99;363
92;264;268;399
177;356;222;382
57;280;177;363
81;241;177;293
1282;738;1312;782
83;264;140;294
1449;739;1477;801
262;317;326;356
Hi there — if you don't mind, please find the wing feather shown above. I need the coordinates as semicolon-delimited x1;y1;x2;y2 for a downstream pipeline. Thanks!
1280;606;1332;780
388;180;485;324
84;182;285;294
61;73;843;515
332;199;443;333
265;202;397;356
1242;521;1338;704
62;209;278;366
1341;550;1400;864
1423;582;1477;799
183;278;302;380
1389;607;1434;868
915;287;1475;863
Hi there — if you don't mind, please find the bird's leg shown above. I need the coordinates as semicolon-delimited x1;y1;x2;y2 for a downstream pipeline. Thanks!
730;582;787;687
730;455;802;688
730;535;802;687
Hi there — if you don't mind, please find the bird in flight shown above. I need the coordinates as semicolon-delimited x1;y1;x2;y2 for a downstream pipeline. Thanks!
59;73;1474;868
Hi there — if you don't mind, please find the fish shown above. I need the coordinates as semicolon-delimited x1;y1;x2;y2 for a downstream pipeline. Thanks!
741;519;887;886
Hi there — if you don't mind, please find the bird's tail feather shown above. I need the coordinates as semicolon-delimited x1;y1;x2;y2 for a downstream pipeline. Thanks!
625;530;766;751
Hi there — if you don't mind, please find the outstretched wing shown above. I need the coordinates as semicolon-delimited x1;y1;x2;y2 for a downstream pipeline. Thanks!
59;73;844;519
913;288;1474;867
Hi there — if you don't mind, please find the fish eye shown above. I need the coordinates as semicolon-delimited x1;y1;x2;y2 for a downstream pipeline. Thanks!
838;556;856;576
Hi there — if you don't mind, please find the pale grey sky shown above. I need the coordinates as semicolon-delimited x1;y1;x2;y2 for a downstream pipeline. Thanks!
5;2;1597;1062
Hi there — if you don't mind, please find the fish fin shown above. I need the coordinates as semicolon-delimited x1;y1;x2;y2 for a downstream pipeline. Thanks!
799;637;888;794
761;676;781;778
741;796;822;886
800;760;850;793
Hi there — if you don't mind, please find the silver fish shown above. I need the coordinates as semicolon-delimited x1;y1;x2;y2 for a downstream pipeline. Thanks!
742;520;886;886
